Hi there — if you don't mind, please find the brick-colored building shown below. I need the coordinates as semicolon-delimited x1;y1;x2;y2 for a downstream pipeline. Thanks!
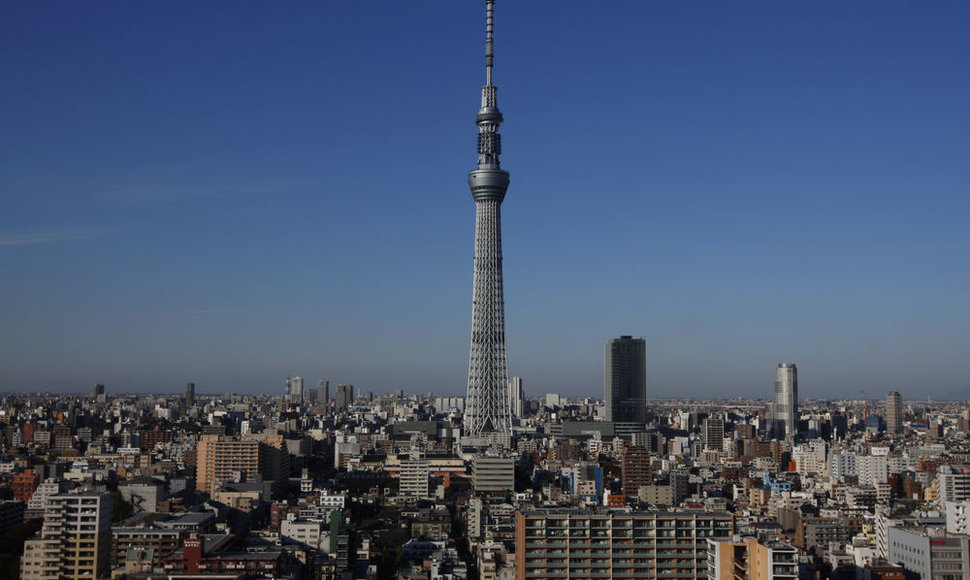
621;445;651;496
163;534;282;576
13;471;41;503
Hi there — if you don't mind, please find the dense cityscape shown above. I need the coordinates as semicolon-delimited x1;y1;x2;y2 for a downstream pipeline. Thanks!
1;366;969;580
2;1;967;580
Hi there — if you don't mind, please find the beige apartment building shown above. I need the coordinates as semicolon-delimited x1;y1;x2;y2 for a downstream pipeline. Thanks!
707;536;798;580
21;491;113;580
195;433;286;494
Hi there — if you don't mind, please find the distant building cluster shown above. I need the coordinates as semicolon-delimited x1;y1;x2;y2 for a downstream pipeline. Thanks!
0;344;965;580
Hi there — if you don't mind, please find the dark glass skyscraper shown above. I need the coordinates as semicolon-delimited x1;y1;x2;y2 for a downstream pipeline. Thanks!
605;336;646;424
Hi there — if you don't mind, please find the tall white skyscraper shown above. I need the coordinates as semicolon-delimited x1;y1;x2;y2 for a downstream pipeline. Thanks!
509;376;524;419
774;363;798;440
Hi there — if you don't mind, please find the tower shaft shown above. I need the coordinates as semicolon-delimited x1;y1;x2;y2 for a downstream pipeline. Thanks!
464;0;512;437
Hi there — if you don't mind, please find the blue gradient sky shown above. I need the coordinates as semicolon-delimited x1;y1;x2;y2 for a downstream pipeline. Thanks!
1;1;968;399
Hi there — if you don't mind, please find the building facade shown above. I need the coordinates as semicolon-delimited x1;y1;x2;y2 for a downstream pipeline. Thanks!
887;526;970;580
472;456;515;496
515;509;734;580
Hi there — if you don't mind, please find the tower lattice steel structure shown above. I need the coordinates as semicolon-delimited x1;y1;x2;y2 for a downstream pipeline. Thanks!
464;0;512;436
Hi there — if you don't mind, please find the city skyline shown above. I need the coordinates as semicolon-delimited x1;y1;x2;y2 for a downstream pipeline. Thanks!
1;2;968;398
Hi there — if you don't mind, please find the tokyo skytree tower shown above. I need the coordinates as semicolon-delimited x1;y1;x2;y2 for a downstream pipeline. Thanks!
464;0;512;436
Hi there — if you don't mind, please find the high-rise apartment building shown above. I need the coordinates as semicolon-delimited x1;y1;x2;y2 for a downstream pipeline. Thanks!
400;455;431;499
195;434;286;495
605;336;647;424
773;363;798;440
515;509;735;580
464;0;514;437
21;491;113;580
284;376;303;406
886;391;903;434
621;445;652;497
185;382;195;406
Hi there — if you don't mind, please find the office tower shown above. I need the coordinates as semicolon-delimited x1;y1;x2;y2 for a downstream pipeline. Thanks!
516;509;734;580
335;384;354;411
91;383;104;397
605;336;647;424
464;0;513;437
318;379;329;406
509;376;524;419
284;376;303;406
21;491;113;580
621;445;651;496
704;417;726;451
185;382;195;406
886;391;903;434
774;363;798;440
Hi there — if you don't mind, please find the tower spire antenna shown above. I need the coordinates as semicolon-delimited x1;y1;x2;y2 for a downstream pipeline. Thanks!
485;0;495;86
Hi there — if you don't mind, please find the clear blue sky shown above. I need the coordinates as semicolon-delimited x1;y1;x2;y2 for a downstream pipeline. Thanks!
1;1;968;399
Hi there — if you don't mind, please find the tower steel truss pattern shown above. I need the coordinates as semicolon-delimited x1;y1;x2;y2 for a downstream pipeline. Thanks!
464;0;512;436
